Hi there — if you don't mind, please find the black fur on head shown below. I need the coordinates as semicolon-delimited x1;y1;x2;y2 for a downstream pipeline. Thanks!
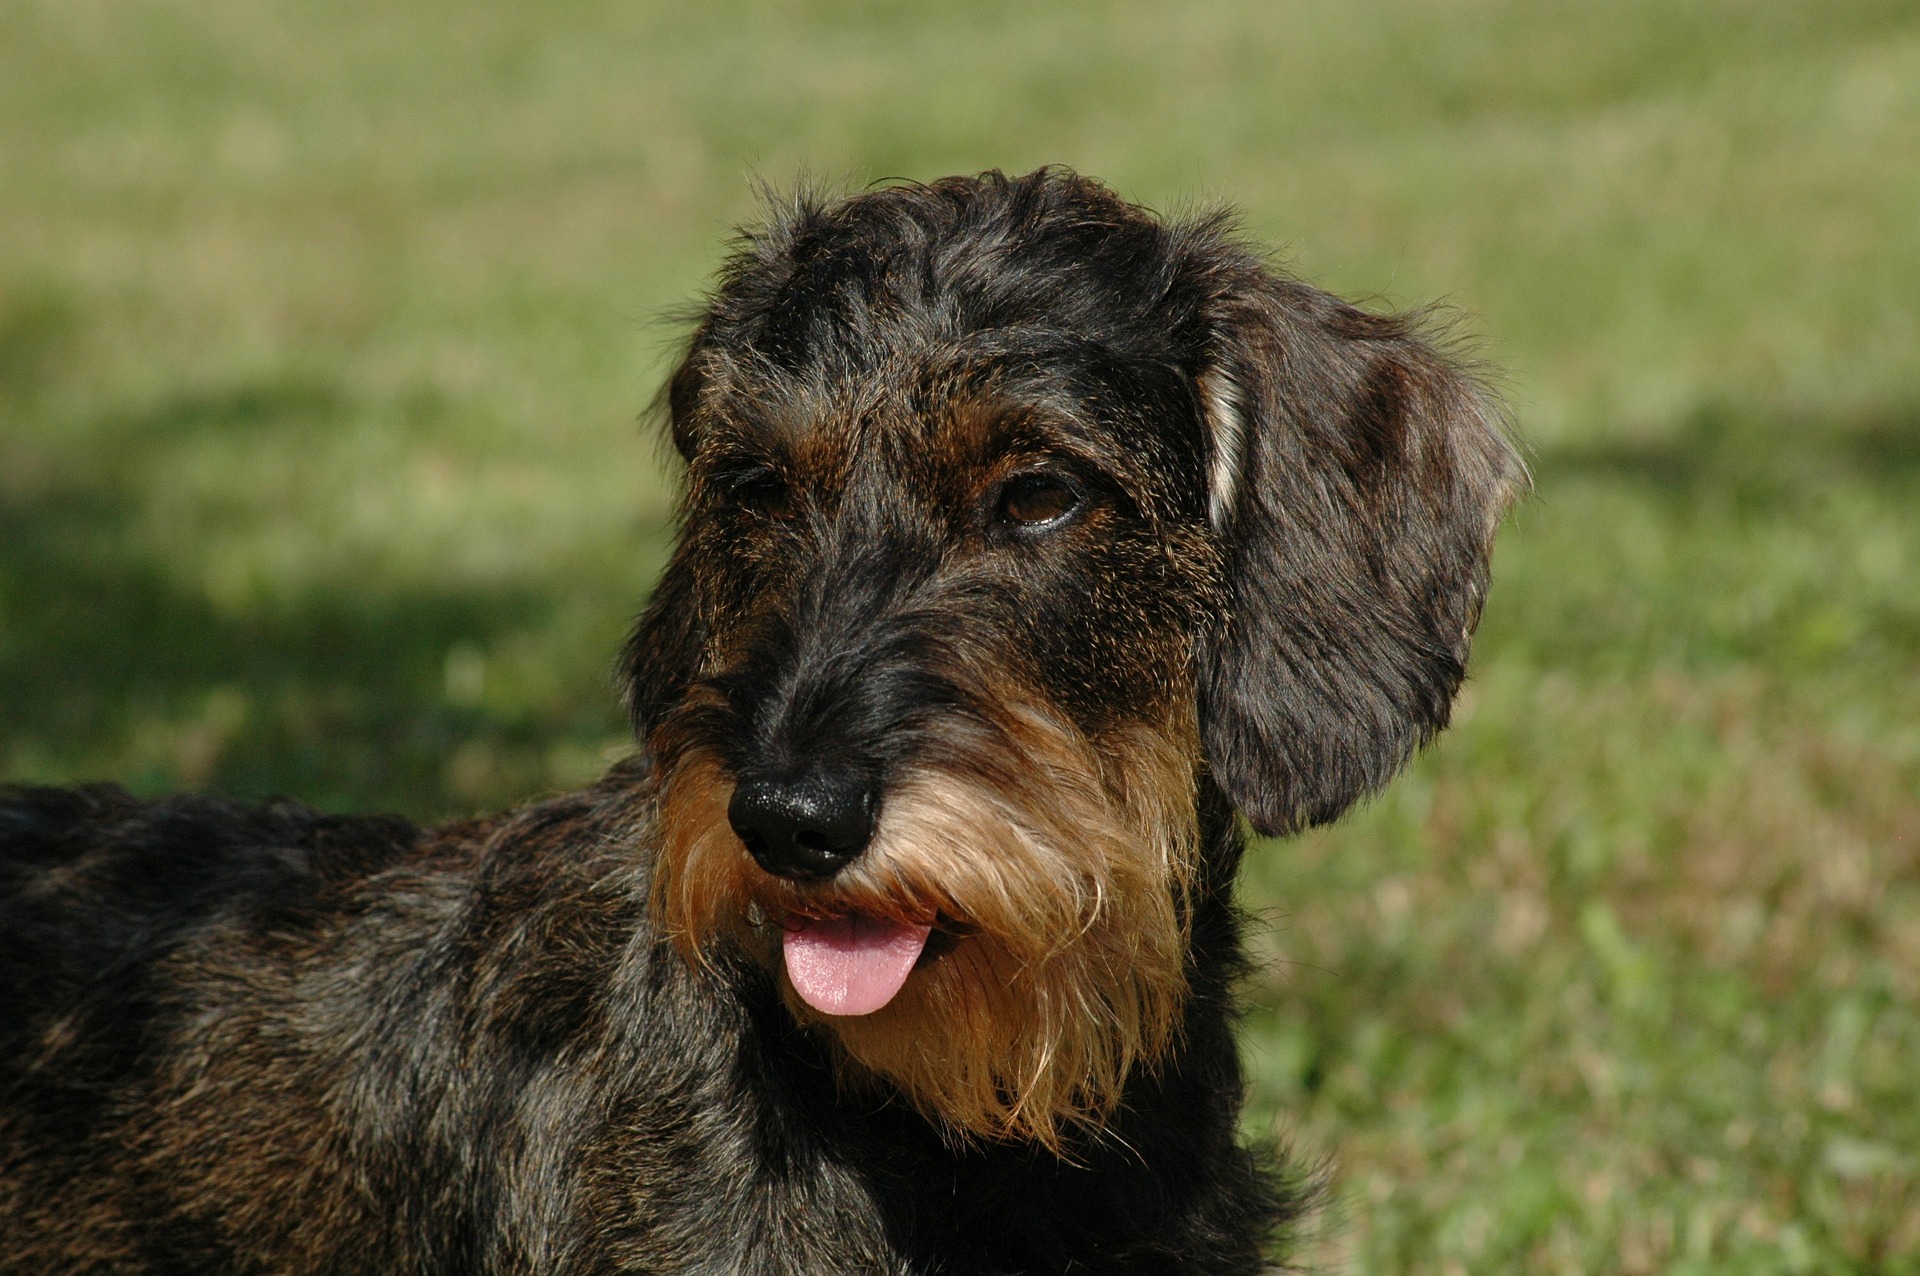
623;166;1524;839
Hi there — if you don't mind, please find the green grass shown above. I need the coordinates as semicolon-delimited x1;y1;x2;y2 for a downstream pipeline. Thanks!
4;2;1918;1271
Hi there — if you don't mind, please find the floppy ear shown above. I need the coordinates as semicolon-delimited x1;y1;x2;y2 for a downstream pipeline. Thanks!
1195;274;1525;836
621;338;712;742
621;539;704;742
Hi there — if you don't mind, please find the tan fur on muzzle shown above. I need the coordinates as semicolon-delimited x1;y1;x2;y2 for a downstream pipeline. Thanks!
652;698;1200;1149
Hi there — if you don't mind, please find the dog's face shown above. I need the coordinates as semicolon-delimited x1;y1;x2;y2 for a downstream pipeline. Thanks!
625;170;1522;1146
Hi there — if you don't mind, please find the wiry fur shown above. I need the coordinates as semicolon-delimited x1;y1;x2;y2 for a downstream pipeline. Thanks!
2;167;1523;1274
656;704;1199;1148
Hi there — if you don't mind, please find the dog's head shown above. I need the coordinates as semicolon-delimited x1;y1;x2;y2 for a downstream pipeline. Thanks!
624;169;1523;1146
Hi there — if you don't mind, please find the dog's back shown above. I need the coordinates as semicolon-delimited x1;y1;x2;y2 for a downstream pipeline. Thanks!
0;786;427;1267
1;785;417;1064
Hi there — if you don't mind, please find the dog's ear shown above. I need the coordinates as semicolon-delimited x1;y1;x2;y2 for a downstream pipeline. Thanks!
622;338;712;743
1194;274;1525;836
621;539;704;743
662;326;712;462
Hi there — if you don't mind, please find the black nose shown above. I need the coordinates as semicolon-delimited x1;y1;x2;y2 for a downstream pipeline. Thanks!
727;771;877;881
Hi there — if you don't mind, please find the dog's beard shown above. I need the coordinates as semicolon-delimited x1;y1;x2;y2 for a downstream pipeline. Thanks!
651;701;1199;1150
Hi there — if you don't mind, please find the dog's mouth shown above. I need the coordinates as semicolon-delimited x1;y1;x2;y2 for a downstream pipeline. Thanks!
779;912;941;1017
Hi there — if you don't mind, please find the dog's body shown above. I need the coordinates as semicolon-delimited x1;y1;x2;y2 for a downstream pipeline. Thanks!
1;169;1522;1274
0;773;1284;1273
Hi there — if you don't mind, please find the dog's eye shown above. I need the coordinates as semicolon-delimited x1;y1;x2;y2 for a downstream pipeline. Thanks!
725;469;792;519
994;475;1081;529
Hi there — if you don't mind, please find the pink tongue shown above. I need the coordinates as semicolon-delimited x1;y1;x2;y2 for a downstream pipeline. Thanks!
782;915;933;1017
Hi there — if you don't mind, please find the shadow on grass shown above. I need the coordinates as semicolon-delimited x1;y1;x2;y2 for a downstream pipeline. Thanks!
1539;399;1920;505
1473;396;1920;678
87;376;352;445
1;376;646;820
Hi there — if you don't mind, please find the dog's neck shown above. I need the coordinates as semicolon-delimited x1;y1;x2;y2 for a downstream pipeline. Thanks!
682;774;1283;1267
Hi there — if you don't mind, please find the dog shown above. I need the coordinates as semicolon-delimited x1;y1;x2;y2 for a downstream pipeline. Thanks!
0;168;1523;1274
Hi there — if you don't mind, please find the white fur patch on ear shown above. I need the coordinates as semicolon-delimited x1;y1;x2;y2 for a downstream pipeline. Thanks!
1201;371;1247;531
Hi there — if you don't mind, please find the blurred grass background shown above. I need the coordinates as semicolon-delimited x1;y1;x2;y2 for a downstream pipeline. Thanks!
3;1;1917;1271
